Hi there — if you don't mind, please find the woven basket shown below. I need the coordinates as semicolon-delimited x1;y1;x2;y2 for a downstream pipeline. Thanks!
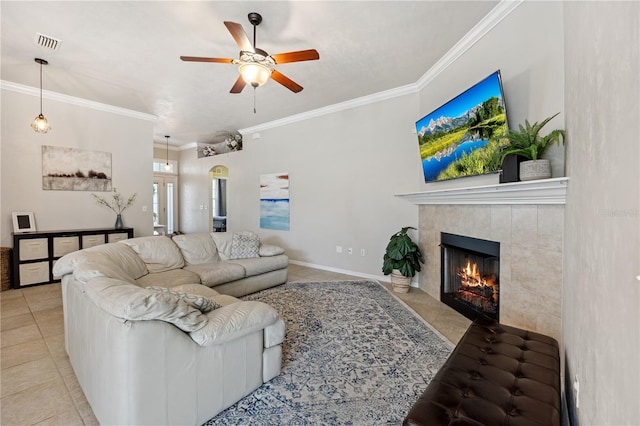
390;270;411;293
1;247;11;291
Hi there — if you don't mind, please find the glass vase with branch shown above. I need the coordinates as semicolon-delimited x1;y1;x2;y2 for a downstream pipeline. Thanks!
91;190;137;229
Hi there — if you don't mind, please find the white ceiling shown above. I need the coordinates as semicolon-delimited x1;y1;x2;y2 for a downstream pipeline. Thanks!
1;1;498;146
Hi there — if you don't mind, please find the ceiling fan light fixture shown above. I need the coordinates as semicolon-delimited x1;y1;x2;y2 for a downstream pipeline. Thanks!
239;62;271;87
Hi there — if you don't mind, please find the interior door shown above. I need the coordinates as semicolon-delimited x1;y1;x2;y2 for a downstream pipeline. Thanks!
153;175;178;235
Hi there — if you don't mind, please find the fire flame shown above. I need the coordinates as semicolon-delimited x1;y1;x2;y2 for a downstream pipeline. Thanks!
457;259;498;302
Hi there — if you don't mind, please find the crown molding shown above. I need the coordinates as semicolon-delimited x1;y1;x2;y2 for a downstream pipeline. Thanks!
415;0;523;89
152;142;181;151
240;83;417;135
241;0;523;136
0;80;157;122
179;142;198;151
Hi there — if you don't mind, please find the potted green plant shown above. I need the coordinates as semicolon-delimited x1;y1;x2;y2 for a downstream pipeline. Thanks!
500;112;566;181
382;226;424;293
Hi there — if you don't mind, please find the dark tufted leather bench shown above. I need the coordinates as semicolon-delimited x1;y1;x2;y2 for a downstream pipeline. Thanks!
404;317;561;426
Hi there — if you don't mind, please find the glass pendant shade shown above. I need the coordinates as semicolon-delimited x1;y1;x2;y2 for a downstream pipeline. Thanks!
31;114;51;133
239;63;271;87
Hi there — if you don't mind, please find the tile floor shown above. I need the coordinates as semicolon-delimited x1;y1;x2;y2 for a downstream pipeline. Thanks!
1;264;470;425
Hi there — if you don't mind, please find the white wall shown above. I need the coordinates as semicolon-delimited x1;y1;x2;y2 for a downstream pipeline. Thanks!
177;1;566;282
1;88;155;247
418;1;565;191
563;2;640;424
180;92;421;279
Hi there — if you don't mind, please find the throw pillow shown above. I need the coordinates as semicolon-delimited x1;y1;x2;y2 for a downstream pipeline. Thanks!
84;278;208;332
258;244;285;257
148;286;221;313
229;232;260;259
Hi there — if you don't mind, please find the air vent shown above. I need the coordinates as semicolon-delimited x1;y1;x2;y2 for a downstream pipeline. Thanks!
34;33;61;50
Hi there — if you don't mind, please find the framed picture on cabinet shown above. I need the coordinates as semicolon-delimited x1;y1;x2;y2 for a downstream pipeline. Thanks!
12;212;36;233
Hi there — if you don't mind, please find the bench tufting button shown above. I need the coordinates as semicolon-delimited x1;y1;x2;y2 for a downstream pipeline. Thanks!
508;408;520;416
479;358;488;365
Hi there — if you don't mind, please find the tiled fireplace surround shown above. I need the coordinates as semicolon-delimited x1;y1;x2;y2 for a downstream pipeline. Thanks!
400;178;568;341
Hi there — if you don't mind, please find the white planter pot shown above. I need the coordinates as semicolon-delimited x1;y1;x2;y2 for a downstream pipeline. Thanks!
519;159;551;181
390;269;411;293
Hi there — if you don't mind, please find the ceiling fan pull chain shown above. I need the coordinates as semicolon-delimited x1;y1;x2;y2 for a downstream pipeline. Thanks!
253;87;257;114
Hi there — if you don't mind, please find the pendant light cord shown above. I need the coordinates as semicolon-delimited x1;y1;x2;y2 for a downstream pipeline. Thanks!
39;61;43;115
165;136;169;167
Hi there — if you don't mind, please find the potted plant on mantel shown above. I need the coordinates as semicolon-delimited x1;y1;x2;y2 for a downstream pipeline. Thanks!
500;112;566;181
382;227;424;293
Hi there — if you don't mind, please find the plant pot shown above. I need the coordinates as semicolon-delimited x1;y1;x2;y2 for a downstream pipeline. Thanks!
519;159;551;181
390;269;411;293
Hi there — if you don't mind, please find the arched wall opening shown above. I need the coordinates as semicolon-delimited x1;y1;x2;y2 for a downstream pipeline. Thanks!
210;165;228;232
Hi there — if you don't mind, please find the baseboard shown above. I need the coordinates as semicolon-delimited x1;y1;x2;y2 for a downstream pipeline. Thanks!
563;353;579;426
288;260;419;287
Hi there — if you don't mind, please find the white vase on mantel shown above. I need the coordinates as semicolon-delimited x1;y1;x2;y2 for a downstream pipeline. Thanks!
390;269;411;293
519;159;551;181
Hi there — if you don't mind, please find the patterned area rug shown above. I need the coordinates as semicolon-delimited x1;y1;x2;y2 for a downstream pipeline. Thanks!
204;280;453;425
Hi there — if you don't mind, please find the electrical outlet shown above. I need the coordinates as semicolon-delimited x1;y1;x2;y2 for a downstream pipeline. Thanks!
348;248;353;255
336;246;342;254
360;249;366;256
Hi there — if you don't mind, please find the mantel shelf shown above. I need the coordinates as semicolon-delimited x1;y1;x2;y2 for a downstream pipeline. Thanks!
396;177;569;205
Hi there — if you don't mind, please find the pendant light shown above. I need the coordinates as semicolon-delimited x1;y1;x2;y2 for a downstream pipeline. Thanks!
164;136;171;171
31;58;51;133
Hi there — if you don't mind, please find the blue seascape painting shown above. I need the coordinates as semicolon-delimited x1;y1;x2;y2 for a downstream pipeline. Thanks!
260;199;290;230
260;173;290;231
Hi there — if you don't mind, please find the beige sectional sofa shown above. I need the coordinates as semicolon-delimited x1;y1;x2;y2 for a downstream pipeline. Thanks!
53;231;288;425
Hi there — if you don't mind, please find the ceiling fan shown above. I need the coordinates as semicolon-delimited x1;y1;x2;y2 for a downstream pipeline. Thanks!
180;12;319;94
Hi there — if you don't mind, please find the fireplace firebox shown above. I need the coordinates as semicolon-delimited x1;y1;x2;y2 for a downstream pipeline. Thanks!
440;233;500;321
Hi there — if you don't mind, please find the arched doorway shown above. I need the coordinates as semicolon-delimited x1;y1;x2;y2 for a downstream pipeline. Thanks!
210;165;228;232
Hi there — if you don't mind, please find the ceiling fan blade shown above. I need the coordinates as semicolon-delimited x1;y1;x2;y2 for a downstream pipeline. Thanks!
270;70;303;93
271;49;320;64
230;75;247;94
224;21;255;53
180;56;234;63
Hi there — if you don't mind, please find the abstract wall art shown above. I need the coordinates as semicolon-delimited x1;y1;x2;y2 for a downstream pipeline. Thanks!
42;145;112;191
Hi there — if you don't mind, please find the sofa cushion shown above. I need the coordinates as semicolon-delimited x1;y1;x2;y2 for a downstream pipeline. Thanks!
73;259;137;285
230;231;261;259
147;286;221;313
53;243;148;280
189;301;279;346
171;283;221;298
259;244;286;257
122;236;184;273
172;233;221;265
185;262;246;287
210;232;234;260
84;277;208;332
229;255;289;277
135;269;201;289
171;284;240;308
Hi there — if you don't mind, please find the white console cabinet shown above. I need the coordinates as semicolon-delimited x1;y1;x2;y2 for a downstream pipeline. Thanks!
12;227;134;288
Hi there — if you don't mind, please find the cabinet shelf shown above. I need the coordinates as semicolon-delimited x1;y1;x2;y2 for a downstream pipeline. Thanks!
12;227;134;288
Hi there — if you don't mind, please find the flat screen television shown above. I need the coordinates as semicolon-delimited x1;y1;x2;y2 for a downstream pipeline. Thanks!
415;70;509;182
